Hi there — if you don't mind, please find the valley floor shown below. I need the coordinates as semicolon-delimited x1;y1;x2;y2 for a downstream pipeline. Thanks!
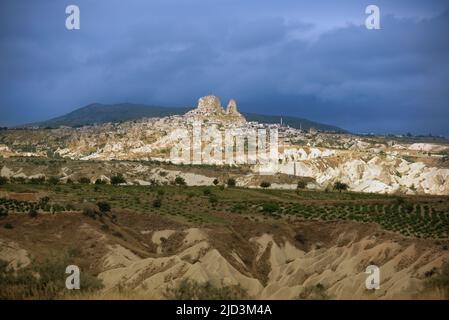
1;181;449;300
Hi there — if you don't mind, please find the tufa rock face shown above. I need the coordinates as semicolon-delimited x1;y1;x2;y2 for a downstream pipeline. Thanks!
225;98;246;123
226;99;238;115
186;95;246;124
196;95;225;115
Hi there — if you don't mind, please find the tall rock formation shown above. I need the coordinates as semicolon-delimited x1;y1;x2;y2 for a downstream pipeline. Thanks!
196;95;225;116
185;95;246;125
226;99;246;124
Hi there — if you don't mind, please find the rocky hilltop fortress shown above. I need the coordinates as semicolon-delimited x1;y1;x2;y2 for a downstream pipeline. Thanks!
185;95;246;125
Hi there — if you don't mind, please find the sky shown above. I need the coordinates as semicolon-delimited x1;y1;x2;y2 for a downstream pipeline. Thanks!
0;0;448;135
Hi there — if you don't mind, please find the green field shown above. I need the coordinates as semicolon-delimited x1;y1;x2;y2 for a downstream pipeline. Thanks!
1;183;449;239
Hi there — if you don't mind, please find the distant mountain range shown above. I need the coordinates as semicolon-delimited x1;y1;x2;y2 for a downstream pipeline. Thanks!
27;103;346;132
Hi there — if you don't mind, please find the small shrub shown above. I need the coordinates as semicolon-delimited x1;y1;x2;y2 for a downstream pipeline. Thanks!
39;196;50;205
29;177;45;185
213;178;219;186
97;201;111;213
333;181;349;192
209;194;218;205
47;176;60;185
28;209;38;218
231;203;247;212
295;233;306;244
164;279;249;300
82;207;97;219
260;181;271;189
297;180;307;189
0;176;9;185
153;198;162;208
174;176;186;186
227;178;236;187
95;179;106;185
112;231;123;238
78;177;91;184
0;207;8;217
11;177;26;184
262;202;280;214
110;175;126;185
298;283;331;300
158;171;168;177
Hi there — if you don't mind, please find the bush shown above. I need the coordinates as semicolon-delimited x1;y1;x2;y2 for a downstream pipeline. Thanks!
82;207;97;219
0;176;8;185
40;196;50;204
78;177;91;184
0;207;8;217
95;179;106;185
227;178;236;187
262;202;280;214
153;198;162;208
203;188;212;196
52;204;65;213
111;175;126;185
174;176;186;186
213;179;219;186
97;201;111;213
158;171;168;177
297;181;307;189
47;176;60;185
28;209;38;218
209;194;218;205
29;177;45;185
164;279;249;300
231;203;247;212
112;231;123;238
11;177;26;184
333;181;349;192
260;181;271;189
101;224;109;231
294;233;306;244
298;283;331;300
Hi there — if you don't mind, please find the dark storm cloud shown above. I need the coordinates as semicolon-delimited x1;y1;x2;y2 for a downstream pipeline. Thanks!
0;0;448;135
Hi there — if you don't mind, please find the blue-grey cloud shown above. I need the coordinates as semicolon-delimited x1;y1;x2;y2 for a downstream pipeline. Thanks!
0;0;448;136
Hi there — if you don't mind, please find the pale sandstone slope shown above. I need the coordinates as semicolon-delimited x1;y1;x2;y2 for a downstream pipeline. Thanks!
97;228;449;299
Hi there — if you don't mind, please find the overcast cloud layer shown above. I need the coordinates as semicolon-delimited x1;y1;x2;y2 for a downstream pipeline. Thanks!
0;0;448;135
